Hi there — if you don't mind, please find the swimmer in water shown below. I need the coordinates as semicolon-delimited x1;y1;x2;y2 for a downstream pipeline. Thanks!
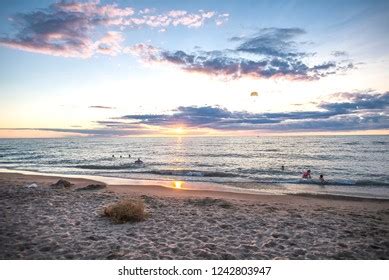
302;169;311;179
281;165;285;171
319;174;326;185
134;158;143;164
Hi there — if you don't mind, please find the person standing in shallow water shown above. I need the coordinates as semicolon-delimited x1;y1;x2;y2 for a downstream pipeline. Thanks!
302;169;311;179
319;174;326;185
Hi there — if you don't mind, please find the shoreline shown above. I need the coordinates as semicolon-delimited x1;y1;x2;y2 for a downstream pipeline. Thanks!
1;168;389;201
1;169;389;204
1;171;388;259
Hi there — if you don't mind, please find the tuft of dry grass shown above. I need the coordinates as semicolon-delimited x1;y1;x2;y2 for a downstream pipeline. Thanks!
103;199;148;224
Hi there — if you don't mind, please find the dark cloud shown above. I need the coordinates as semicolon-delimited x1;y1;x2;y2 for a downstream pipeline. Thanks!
89;105;116;109
151;50;348;81
95;120;148;129
332;51;348;57
133;28;355;80
37;128;136;136
228;36;244;42
2;127;153;137
4;91;387;136
235;27;307;58
321;91;389;113
117;91;389;132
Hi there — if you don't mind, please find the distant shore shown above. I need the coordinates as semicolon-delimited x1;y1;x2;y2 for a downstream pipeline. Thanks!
1;171;388;259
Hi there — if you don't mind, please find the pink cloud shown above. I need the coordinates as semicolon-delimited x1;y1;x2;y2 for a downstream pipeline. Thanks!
0;1;228;58
124;43;161;63
55;0;135;17
167;10;188;17
120;10;220;29
95;31;124;56
0;38;94;58
139;8;155;15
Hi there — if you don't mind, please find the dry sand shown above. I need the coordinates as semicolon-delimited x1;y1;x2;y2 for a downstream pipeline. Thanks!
0;172;388;260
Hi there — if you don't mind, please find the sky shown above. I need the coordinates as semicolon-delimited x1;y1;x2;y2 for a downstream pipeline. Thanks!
0;0;388;138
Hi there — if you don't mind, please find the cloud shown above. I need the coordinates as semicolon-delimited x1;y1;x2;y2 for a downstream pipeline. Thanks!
1;127;155;137
131;28;355;80
139;8;155;15
235;27;307;58
0;0;226;57
116;91;389;132
332;51;348;57
55;0;135;17
95;31;123;56
215;13;229;26
89;105;116;109
35;128;133;136
0;1;130;57
124;43;160;61
3;91;388;136
321;91;389;113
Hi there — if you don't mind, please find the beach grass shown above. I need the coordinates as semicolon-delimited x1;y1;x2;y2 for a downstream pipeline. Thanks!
103;199;148;224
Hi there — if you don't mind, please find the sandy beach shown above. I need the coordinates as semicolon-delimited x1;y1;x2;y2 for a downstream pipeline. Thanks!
0;171;388;260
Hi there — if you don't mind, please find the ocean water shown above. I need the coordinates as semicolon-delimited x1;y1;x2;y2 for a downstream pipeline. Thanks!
0;136;388;198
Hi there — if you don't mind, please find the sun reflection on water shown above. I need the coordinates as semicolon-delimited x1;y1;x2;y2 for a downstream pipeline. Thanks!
173;181;183;189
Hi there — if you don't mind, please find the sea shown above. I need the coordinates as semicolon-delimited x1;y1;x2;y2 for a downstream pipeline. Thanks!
0;135;388;199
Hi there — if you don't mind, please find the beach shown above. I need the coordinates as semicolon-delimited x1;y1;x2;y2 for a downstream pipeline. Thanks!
0;171;388;260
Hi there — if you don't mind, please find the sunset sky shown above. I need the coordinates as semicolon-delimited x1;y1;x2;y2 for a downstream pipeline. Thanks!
0;0;388;137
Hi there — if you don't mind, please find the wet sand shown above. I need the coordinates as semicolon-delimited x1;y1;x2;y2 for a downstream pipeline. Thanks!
0;172;388;259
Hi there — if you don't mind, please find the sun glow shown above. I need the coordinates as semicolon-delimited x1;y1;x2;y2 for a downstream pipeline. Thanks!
174;127;184;134
173;181;183;189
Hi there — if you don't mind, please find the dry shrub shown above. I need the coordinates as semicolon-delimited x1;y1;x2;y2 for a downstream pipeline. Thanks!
51;179;73;188
103;200;148;224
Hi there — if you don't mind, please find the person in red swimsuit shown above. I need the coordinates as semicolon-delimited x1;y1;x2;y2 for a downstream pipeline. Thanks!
302;169;311;179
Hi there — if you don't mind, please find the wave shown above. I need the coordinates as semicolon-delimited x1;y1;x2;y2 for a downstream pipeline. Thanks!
237;168;295;175
262;148;280;152
45;159;85;165
0;161;16;164
145;169;237;178
372;141;388;145
343;142;359;146
0;152;26;157
73;163;143;170
193;163;217;167
71;164;389;186
354;180;389;187
281;178;389;187
20;154;45;160
197;153;251;158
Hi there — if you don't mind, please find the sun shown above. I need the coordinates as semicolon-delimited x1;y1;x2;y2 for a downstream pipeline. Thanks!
174;127;184;134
